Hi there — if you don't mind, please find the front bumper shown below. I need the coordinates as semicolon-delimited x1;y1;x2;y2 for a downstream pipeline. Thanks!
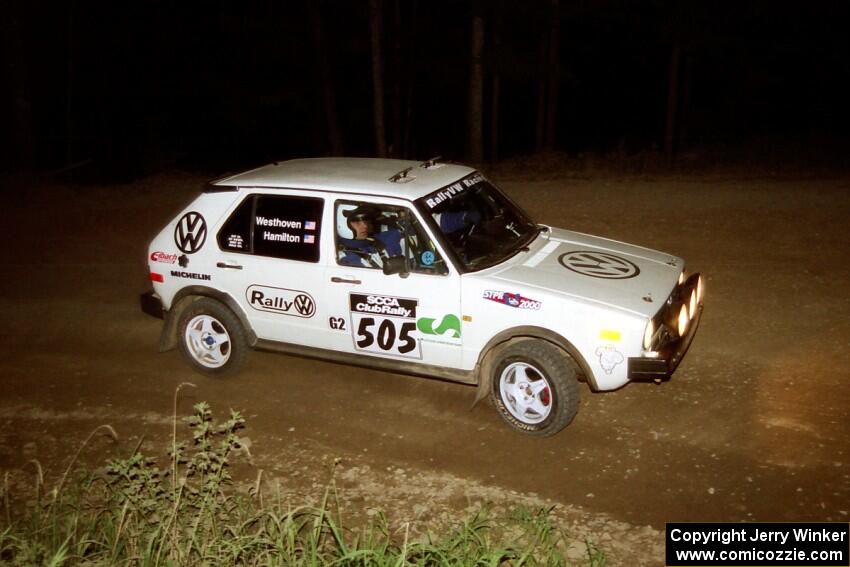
628;273;704;382
140;291;164;319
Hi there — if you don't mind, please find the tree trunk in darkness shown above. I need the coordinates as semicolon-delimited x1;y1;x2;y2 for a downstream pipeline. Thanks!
390;0;402;158
535;33;547;153
403;0;418;158
679;53;693;154
311;1;344;155
490;75;500;164
665;40;681;164
490;1;502;163
66;1;76;165
1;3;34;172
544;0;560;151
467;11;485;163
369;0;387;158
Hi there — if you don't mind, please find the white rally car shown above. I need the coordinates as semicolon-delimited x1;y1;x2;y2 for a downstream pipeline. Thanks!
141;158;704;436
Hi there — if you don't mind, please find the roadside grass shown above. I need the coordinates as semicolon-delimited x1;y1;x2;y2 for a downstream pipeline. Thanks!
0;397;605;566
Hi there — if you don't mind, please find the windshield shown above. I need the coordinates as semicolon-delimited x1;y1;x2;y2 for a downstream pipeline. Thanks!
415;173;539;271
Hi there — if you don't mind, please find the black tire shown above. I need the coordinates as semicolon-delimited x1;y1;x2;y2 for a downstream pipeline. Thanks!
489;339;580;436
177;297;248;376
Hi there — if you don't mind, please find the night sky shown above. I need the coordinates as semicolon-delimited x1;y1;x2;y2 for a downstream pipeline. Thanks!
3;1;848;179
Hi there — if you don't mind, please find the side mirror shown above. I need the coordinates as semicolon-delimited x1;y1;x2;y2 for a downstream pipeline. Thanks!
382;256;409;278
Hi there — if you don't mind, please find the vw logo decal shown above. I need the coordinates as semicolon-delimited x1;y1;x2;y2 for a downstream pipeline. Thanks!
174;212;207;254
293;294;315;317
558;251;640;279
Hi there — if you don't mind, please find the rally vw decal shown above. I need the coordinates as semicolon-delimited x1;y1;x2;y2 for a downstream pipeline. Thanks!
247;285;316;318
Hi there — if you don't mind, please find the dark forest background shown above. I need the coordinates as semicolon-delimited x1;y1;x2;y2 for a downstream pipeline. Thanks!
2;1;848;181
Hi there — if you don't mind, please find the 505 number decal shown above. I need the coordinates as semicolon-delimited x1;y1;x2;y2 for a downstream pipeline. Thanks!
355;317;417;355
349;293;421;359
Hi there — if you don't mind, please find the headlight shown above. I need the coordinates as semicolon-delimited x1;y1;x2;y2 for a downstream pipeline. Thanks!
697;275;703;303
689;289;697;319
643;319;655;350
678;271;685;285
678;305;689;336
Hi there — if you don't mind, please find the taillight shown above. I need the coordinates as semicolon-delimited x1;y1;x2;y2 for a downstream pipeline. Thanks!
149;272;164;283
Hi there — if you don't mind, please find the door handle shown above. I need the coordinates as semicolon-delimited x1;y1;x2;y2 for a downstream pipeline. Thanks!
216;262;243;270
331;276;361;285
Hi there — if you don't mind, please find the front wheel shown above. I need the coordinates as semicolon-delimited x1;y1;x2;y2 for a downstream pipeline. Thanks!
177;297;248;376
489;340;579;436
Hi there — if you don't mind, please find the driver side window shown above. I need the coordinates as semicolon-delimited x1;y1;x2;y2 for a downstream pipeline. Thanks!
334;201;447;275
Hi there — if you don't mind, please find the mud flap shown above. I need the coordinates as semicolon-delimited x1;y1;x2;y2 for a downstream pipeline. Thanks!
471;362;488;408
159;307;180;352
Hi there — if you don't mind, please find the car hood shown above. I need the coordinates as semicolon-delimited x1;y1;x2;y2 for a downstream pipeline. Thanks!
486;227;683;317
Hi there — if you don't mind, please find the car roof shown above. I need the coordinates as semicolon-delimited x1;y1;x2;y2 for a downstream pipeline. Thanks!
213;158;476;201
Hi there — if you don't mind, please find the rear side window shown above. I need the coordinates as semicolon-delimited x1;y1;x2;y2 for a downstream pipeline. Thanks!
218;196;254;252
217;194;324;263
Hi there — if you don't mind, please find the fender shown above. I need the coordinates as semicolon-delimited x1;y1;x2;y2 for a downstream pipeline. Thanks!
159;285;258;352
471;325;597;407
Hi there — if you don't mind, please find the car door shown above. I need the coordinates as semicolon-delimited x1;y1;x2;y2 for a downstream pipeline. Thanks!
324;197;463;369
214;190;328;346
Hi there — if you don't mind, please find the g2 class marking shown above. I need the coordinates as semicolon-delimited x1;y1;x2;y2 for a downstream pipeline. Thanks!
174;212;207;254
247;285;316;318
558;251;640;279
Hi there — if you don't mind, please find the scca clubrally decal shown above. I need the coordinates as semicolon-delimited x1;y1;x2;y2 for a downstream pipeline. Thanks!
349;293;420;359
174;212;207;254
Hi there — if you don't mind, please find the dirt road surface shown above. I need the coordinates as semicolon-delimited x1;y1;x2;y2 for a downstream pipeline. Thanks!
1;167;848;564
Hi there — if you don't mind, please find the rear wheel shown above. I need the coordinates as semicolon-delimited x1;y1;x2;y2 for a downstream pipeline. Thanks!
177;298;247;376
490;340;579;436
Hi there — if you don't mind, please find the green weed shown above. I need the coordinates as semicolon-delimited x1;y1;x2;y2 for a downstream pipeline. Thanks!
0;400;604;566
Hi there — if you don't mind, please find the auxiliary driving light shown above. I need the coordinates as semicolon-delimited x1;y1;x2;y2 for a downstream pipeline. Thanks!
678;305;689;336
643;319;655;350
689;289;697;319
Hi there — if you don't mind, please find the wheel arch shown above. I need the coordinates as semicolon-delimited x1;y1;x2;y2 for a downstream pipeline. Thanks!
472;325;598;406
159;286;257;352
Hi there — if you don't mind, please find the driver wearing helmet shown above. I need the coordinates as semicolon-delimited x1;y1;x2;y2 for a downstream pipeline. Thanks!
339;205;402;268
